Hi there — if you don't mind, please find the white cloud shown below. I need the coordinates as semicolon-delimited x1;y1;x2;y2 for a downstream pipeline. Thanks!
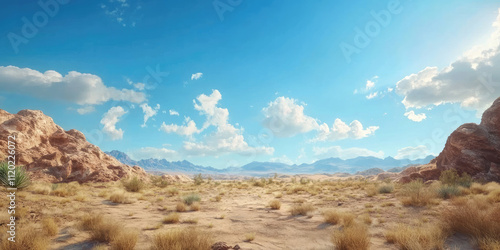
366;80;375;90
262;96;378;141
126;78;146;91
313;146;384;160
101;106;127;140
314;119;379;141
76;106;95;115
140;103;160;127
262;97;319;137
169;109;179;116
127;147;178;161
396;9;500;115
366;92;378;99
102;0;141;27
0;66;146;105
394;145;431;160
404;110;427;122
387;87;394;92
160;117;201;136
191;72;203;80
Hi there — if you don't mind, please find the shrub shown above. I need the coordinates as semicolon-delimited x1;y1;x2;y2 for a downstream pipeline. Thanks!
182;194;201;205
323;209;341;225
80;214;104;231
440;169;472;188
109;192;134;204
151;176;169;188
400;179;436;206
378;184;394;194
110;230;138;250
166;187;179;196
437;185;461;199
32;184;51;195
163;213;180;224
42;218;58;236
0;162;31;189
385;224;445;249
151;228;213;250
244;233;256;242
122;176;145;192
0;225;49;250
269;200;281;210
290;203;314;216
332;223;370;250
190;202;201;211
176;202;187;212
194;174;204;185
52;182;80;197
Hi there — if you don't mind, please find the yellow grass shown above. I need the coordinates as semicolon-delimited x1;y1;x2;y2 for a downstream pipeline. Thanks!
110;230;138;250
163;213;180;224
269;199;281;210
290;203;314;216
41;217;58;236
109;191;134;204
385;224;446;250
176;202;187;212
332;222;370;250
151;228;213;250
0;226;49;250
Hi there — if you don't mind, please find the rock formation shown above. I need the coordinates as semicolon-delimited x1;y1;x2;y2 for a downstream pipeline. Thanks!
0;109;146;183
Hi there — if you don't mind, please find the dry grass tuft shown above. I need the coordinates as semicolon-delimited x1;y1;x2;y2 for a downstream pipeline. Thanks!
244;232;256;242
269;199;281;210
109;191;134;204
0;225;49;250
290;203;314;216
332;222;370;250
163;213;180;224
41;217;58;236
122;176;145;192
176;202;187;212
110;230;138;250
385;224;446;250
400;180;436;206
190;202;201;211
151;228;214;250
323;209;355;226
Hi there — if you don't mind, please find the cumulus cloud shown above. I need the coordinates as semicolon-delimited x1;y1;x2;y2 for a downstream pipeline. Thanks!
160;117;201;136
396;10;500;115
127;147;178;161
191;72;203;80
169;109;179;116
404;110;427;122
312;146;384;160
366;80;375;90
140;103;160;127
262;96;378;141
262;97;319;137
76;106;95;115
101;106;127;140
394;145;431;160
163;90;273;157
0;66;146;105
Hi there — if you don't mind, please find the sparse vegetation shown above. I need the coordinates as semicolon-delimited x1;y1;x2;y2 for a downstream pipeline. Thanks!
109;191;134;204
290;203;314;216
378;184;394;194
194;173;204;185
182;193;201;205
151;228;213;250
176;202;187;212
399;179;436;206
122;176;145;192
41;217;58;236
269;199;281;210
0;162;31;189
245;232;256;242
163;213;180;224
332;222;370;250
385;224;446;250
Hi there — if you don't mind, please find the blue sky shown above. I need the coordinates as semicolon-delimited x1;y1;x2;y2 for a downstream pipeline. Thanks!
1;0;500;168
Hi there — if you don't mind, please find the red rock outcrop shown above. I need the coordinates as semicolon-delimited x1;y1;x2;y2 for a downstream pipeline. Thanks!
398;97;500;183
0;109;146;183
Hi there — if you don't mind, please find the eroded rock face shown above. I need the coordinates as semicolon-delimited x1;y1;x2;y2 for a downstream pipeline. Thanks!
0;109;146;183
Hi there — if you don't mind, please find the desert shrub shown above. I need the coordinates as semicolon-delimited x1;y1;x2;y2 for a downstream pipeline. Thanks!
215;195;222;202
253;178;266;187
439;169;472;188
32;184;51;195
190;202;201;211
244;233;256;242
151;228;213;250
122;176;145;192
0;162;31;189
332;223;370;250
269;200;281;210
182;193;201;205
400;179;436;206
151;176;169;188
323;209;342;225
183;218;198;224
441;199;500;247
109;191;134;204
0;225;49;250
365;185;378;197
193;174;204;185
52;182;80;197
300;177;310;185
437;185;461;199
80;214;104;231
378;184;394;194
290;203;314;216
166;187;179;196
163;213;180;224
41;218;58;236
385;224;446;249
110;230;138;250
176;202;187;212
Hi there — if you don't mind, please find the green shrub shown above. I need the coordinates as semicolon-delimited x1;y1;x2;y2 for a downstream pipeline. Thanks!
182;194;201;205
378;184;394;194
440;169;472;188
151;176;169;188
0;162;31;189
193;174;203;185
122;176;145;192
437;185;461;199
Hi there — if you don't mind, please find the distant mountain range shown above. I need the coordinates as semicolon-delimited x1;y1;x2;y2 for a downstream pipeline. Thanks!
106;150;434;176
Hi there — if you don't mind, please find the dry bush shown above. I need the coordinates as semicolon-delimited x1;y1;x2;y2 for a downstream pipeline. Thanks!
487;189;500;203
360;214;372;225
269;199;281;210
110;230;138;250
365;185;378;197
122;176;145;192
151;228;213;250
0;225;49;250
385;224;445;250
190;202;201;211
323;210;355;226
274;192;283;198
80;214;104;231
41;217;58;236
183;218;198;224
176;202;187;212
215;195;222;202
400;180;436;206
332;223;370;250
32;184;51;195
163;213;180;224
244;232;256;242
52;182;80;197
378;184;394;194
90;222;122;242
167;187;179;196
442;199;500;247
290;203;314;216
109;191;134;204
